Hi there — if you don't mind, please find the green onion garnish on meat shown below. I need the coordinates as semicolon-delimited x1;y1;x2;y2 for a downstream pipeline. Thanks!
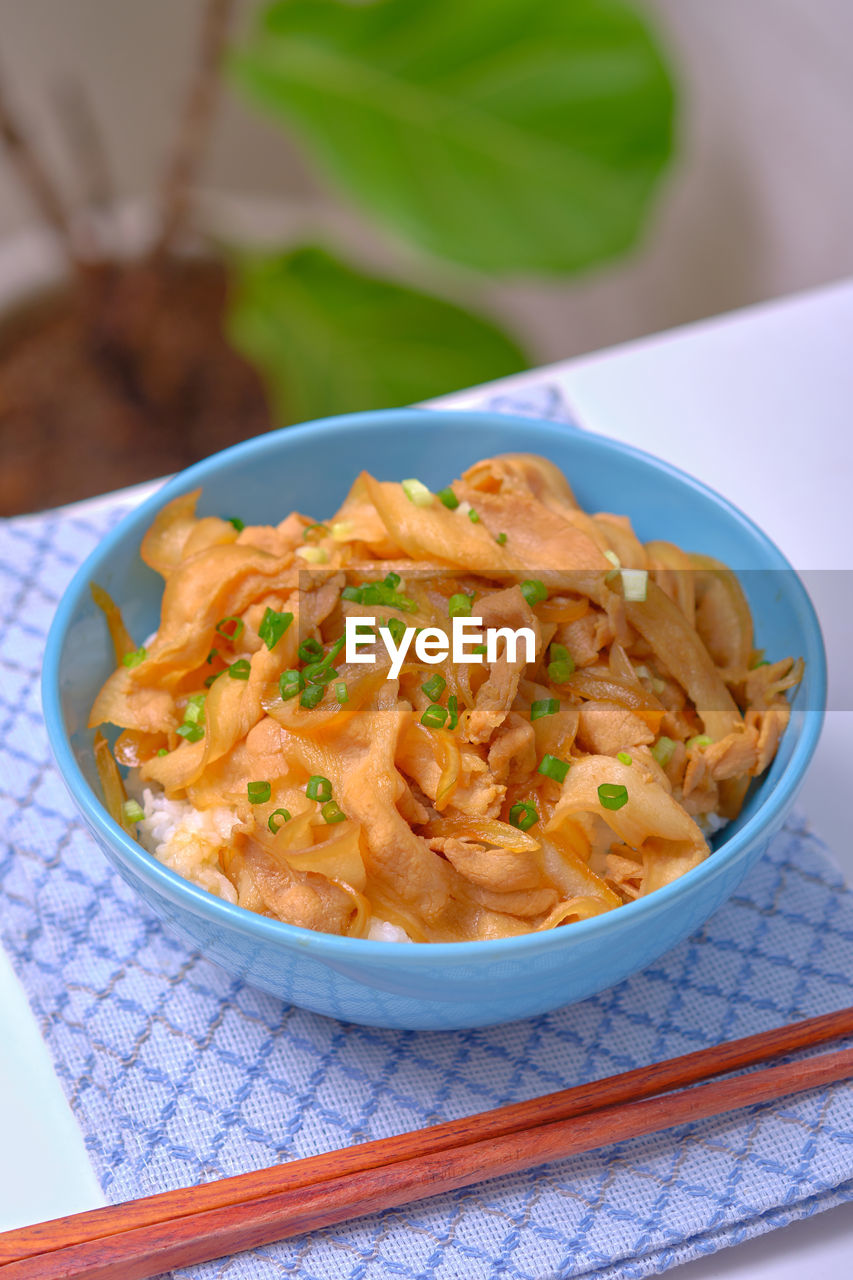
509;802;538;831
520;579;547;607
598;783;628;811
421;704;448;728
268;808;291;832
258;608;293;650
321;800;346;824
538;754;570;783
422;674;446;701
306;775;333;802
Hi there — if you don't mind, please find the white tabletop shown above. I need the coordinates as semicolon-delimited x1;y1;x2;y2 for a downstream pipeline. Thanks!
3;278;852;1273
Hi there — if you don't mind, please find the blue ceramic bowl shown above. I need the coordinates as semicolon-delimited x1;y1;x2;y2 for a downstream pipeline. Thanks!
42;409;826;1029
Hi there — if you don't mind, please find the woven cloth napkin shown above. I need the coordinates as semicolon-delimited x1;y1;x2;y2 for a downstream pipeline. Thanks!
2;385;852;1280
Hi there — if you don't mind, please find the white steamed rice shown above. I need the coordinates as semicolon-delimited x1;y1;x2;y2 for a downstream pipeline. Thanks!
695;811;730;838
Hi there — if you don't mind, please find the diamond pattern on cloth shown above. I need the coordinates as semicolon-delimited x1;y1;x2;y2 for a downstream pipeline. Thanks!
1;386;852;1280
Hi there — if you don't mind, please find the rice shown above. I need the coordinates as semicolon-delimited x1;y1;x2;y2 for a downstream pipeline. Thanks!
367;920;412;943
129;776;412;939
696;811;730;838
130;780;240;904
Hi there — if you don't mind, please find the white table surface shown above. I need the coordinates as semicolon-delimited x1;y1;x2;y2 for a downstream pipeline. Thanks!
3;278;852;1273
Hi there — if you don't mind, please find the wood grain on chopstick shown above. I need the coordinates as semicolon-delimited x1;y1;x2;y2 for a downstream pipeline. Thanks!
1;1008;852;1280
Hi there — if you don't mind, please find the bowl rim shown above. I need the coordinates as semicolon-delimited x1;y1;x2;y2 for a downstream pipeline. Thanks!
42;406;827;960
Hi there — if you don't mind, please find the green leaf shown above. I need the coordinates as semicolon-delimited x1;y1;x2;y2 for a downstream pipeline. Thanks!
227;245;528;422
231;0;675;275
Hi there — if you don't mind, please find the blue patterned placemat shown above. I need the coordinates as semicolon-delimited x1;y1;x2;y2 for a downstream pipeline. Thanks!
2;386;852;1280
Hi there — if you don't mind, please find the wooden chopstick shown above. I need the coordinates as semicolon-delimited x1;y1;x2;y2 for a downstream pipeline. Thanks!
2;1007;852;1279
5;1045;853;1280
4;1004;851;1265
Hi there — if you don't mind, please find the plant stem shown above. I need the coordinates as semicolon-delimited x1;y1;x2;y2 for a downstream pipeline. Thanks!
151;0;237;260
53;75;115;216
0;68;75;252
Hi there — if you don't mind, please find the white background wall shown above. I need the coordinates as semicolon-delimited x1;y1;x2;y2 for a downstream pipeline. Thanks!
0;0;851;363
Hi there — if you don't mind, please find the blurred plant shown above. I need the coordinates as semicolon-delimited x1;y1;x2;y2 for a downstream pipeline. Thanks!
0;0;675;513
229;0;676;417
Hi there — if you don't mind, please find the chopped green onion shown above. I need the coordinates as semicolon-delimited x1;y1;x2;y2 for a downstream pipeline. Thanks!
296;545;329;564
548;645;576;680
509;802;539;831
321;800;346;824
531;698;560;721
303;522;328;540
122;647;147;668
331;520;354;541
617;751;632;766
496;532;508;546
306;775;333;803
258;608;293;650
365;582;413;610
300;683;325;709
598;783;629;811
421;703;448;728
176;722;204;743
620;568;648;602
520;579;547;607
227;516;245;532
326;636;346;664
302;659;337;685
447;694;459;730
467;508;481;524
472;643;487;656
422;674;446;701
215;616;244;643
206;648;218;664
268;808;291;833
156;747;169;757
750;655;769;668
603;550;621;569
203;671;222;687
183;693;206;724
228;659;251;680
298;637;324;663
334;681;349;704
538;754;570;783
374;583;416;610
247;780;271;805
382;617;406;645
437;486;459;510
686;734;712;751
402;478;433;507
448;592;472;618
123;799;144;824
651;736;676;768
342;579;415;612
279;669;304;700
